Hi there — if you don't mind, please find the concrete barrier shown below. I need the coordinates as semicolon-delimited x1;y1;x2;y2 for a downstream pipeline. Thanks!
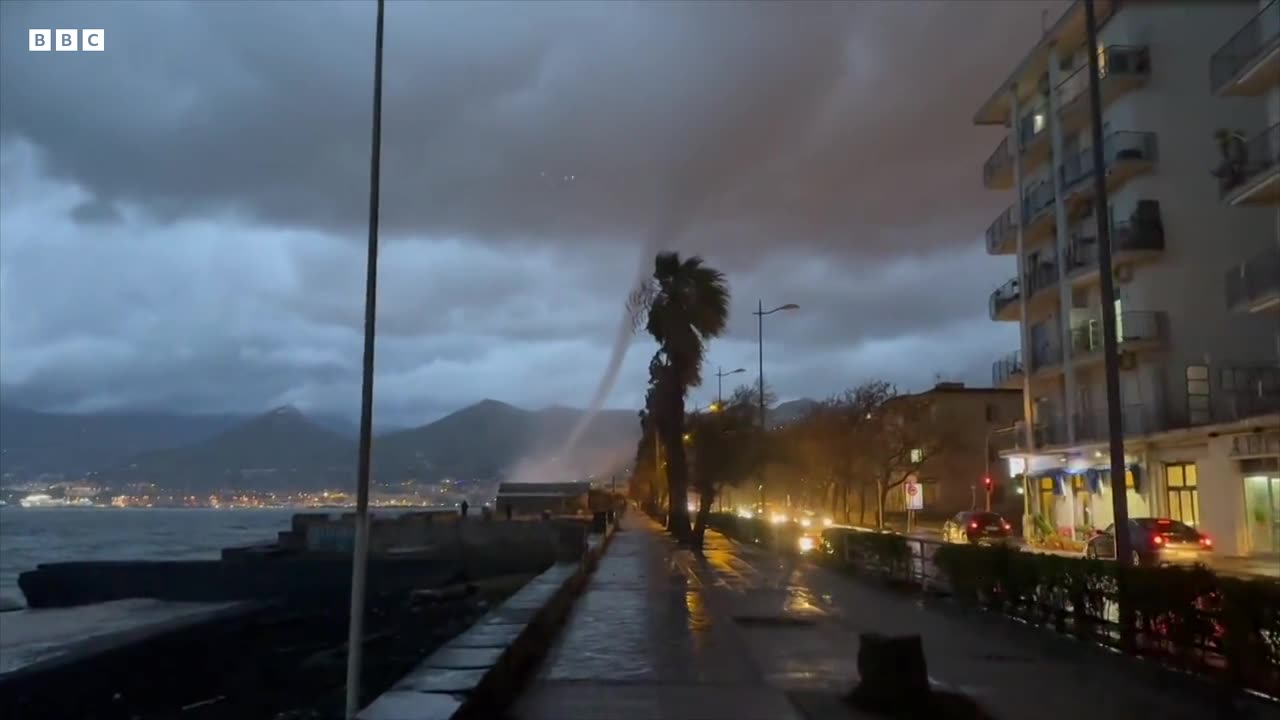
357;517;620;720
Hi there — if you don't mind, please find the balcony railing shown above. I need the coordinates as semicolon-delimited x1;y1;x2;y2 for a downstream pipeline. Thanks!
1021;181;1056;225
1069;404;1158;445
1210;0;1280;94
1030;341;1063;372
1064;219;1165;277
1225;245;1280;312
1059;131;1158;190
1069;310;1167;357
985;205;1017;255
1217;123;1279;199
1055;46;1152;110
992;350;1024;387
983;136;1012;189
1023;259;1060;302
989;278;1020;320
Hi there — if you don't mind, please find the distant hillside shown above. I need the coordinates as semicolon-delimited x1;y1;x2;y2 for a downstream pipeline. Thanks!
0;405;245;482
374;400;639;482
103;406;356;492
2;399;641;490
769;398;820;426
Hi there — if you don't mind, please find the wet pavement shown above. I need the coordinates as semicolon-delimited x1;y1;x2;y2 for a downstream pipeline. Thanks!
514;514;1262;720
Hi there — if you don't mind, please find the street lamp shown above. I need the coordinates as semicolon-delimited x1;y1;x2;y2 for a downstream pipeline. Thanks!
752;300;799;509
715;366;746;406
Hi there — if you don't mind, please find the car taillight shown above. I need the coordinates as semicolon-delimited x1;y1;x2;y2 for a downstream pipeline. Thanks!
1001;521;1011;531
969;521;979;529
1152;534;1165;546
1200;535;1213;548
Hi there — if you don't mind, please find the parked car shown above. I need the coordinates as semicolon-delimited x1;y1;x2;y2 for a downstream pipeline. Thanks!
1084;518;1212;566
942;511;1013;545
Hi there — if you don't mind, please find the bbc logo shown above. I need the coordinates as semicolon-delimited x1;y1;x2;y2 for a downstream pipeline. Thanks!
29;29;105;52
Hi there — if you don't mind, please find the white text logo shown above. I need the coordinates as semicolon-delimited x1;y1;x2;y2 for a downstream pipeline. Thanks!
29;29;105;52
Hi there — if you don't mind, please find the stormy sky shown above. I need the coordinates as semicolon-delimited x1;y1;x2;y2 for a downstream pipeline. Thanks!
1;0;1066;428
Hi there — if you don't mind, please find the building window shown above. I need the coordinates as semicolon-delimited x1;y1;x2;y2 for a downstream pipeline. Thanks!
909;448;923;463
1165;463;1200;526
1186;366;1211;425
1032;112;1046;134
985;404;999;422
1039;477;1056;519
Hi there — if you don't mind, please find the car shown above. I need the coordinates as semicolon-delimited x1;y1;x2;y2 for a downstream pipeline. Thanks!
1084;518;1212;566
942;511;1013;545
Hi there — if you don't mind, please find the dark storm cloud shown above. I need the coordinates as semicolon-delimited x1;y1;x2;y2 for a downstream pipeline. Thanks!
1;0;1065;423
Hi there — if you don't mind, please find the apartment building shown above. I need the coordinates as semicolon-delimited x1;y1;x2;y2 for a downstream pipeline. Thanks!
979;0;1280;557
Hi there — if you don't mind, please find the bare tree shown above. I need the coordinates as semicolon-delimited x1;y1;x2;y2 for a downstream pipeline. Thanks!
863;392;959;529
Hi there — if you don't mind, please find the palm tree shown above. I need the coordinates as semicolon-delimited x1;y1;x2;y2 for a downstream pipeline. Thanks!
632;251;730;542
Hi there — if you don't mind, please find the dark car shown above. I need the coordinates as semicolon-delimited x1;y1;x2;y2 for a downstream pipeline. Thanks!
942;511;1013;545
1085;518;1212;566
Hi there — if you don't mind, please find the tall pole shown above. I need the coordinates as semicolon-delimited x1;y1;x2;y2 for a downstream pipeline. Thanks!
1085;0;1132;568
344;1;385;717
757;300;766;509
717;366;723;406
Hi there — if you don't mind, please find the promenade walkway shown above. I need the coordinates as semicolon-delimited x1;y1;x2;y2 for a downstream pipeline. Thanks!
514;512;1270;720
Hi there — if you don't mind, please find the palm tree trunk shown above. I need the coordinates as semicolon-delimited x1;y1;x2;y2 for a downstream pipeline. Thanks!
662;428;691;542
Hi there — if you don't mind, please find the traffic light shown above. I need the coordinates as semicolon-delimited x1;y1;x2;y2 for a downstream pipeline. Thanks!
983;476;993;492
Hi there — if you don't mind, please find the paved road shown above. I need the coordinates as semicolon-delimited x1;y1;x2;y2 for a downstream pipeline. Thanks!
515;514;1268;720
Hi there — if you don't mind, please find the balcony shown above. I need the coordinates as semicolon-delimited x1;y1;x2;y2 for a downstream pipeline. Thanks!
1068;310;1168;366
992;350;1024;388
1020;181;1057;246
985;205;1017;255
1068;404;1160;446
1210;0;1280;97
1055;46;1151;138
1059;131;1158;210
983;136;1014;190
1016;101;1053;175
1063;217;1165;285
990;261;1060;323
1225;245;1280;313
1029;341;1063;374
989;278;1020;322
1217;123;1280;206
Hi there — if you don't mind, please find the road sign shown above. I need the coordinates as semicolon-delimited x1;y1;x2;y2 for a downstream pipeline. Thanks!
905;481;922;510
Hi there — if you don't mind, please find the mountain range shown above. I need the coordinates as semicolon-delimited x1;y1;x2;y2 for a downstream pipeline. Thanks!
1;396;820;491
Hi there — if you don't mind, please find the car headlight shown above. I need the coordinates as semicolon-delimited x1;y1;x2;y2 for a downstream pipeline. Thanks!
798;536;815;553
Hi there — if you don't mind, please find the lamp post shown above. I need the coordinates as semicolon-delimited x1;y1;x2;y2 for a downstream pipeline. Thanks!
753;300;799;509
344;1;385;717
715;366;746;406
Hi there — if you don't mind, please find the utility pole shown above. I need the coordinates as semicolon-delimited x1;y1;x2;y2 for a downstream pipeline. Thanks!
344;1;385;717
1085;0;1132;567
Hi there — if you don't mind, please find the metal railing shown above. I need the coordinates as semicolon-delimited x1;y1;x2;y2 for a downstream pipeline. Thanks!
1069;310;1166;357
1021;181;1056;224
1065;220;1165;276
1059;131;1159;190
989;278;1020;320
992;349;1024;387
1225;245;1280;311
1055;45;1151;110
983;136;1012;187
1210;0;1279;93
985;205;1017;254
1030;341;1063;372
1023;259;1060;301
1218;123;1280;199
